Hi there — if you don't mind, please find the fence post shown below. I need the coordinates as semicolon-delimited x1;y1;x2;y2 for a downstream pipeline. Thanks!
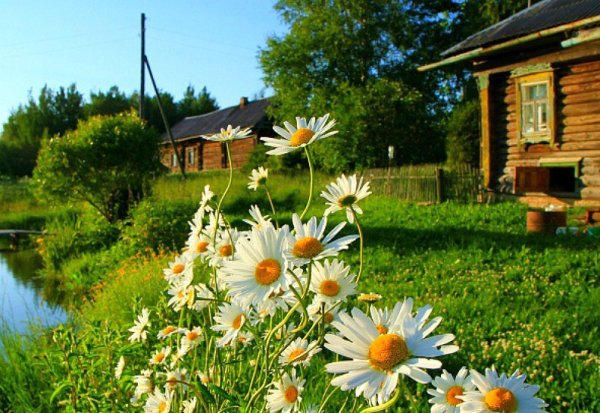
386;167;392;196
435;168;444;203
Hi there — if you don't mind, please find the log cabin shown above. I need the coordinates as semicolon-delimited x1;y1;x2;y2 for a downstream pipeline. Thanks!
160;97;273;172
421;0;600;206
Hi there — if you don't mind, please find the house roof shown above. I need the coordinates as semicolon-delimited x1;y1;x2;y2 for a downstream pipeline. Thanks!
443;0;600;57
163;98;270;142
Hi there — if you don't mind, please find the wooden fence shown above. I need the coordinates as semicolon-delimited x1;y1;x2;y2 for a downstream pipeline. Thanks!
361;164;481;203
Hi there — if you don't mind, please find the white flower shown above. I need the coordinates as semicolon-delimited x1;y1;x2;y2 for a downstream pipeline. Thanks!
167;284;195;312
221;225;292;306
248;166;269;191
207;228;241;267
309;259;357;304
324;302;458;403
180;327;203;352
192;283;214;312
321;174;371;223
150;347;172;366
201;124;252;142
114;356;125;379
185;231;211;261
128;308;151;342
182;398;197;413
357;292;382;303
144;387;171;413
307;300;340;326
132;369;153;403
201;184;214;207
211;302;249;347
163;255;193;286
286;214;358;266
428;367;475;413
165;368;188;392
266;369;305;412
157;325;180;340
279;337;321;367
460;368;548;413
261;114;338;155
243;205;273;230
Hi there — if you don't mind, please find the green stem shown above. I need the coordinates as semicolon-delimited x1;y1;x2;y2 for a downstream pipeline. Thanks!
264;184;279;228
351;207;365;283
300;147;314;220
359;388;401;413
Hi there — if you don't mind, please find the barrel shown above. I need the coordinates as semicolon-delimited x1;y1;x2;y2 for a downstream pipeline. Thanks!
526;210;567;234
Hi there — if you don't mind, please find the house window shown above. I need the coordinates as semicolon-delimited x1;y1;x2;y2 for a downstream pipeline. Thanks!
514;71;555;146
172;153;178;167
187;148;195;165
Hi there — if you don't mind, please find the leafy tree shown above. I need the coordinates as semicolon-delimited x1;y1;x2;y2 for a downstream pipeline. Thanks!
33;113;161;223
84;86;131;117
177;85;219;119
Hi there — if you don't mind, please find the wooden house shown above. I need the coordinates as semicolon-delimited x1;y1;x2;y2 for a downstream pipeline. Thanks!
160;97;272;172
421;0;600;206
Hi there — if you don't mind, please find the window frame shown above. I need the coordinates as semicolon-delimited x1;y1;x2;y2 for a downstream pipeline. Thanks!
514;71;555;147
187;147;195;165
171;153;178;168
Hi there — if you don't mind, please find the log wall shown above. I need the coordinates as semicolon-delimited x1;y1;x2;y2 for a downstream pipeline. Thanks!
489;59;600;201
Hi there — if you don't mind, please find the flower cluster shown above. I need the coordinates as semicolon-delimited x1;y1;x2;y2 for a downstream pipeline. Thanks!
119;115;547;413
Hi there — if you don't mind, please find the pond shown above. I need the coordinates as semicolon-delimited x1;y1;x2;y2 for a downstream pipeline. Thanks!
0;249;67;333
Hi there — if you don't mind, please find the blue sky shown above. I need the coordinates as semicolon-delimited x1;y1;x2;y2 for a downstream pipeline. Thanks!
0;0;287;126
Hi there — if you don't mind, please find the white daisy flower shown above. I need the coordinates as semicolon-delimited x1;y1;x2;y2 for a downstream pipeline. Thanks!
207;228;240;268
201;124;252;142
428;367;475;413
144;387;171;413
180;327;203;351
165;368;188;392
261;114;338;156
132;369;153;403
157;325;180;340
221;225;292;306
233;331;255;348
248;166;269;191
182;397;197;413
150;347;172;366
266;369;306;412
460;368;548;413
307;300;340;326
192;283;214;312
369;299;434;336
321;174;371;223
197;370;213;386
211;302;249;347
201;184;214;207
310;259;357;304
286;214;358;266
324;304;458;402
185;231;211;261
114;356;125;379
163;255;194;286
167;284;195;312
128;308;151;342
243;205;273;230
279;337;321;367
358;292;382;303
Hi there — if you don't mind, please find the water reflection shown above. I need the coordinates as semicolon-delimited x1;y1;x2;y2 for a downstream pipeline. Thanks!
0;250;67;332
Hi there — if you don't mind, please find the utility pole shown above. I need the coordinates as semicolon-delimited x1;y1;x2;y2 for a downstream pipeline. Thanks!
140;13;146;120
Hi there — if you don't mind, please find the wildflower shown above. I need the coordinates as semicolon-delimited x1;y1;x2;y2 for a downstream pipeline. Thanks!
307;300;340;325
192;283;214;312
321;174;371;223
285;214;358;266
132;369;153;403
208;228;241;267
144;387;171;413
358;292;382;303
167;284;195;312
324;304;458;403
460;368;548;413
262;114;337;155
427;367;475;413
221;225;292;306
182;398;197;413
165;368;188;392
266;369;305;412
180;327;203;351
211;302;249;347
114;356;125;379
248;166;269;191
185;231;211;261
163;255;193;286
309;259;357;304
201;124;252;142
150;347;172;366
157;325;179;340
243;205;273;230
279;337;321;367
128;308;151;342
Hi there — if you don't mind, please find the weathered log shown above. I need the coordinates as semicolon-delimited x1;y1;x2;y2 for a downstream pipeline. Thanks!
581;175;600;187
562;123;600;134
561;141;600;151
583;157;600;166
563;114;600;127
561;103;600;117
560;132;600;142
566;60;600;74
560;81;600;95
559;71;600;87
582;166;600;175
581;186;600;200
562;91;600;105
508;149;600;160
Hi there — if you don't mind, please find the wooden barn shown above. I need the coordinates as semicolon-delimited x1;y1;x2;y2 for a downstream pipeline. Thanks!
160;97;272;172
422;0;600;206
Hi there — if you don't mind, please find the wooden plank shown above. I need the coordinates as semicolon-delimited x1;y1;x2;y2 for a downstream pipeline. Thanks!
562;91;600;105
566;60;600;74
581;175;600;186
561;132;600;142
562;123;600;134
508;149;600;160
581;186;600;200
561;103;600;117
560;81;600;95
563;114;600;126
559;71;600;86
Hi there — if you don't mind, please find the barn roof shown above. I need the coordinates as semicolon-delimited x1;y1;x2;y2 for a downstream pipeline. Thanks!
443;0;600;57
163;98;270;142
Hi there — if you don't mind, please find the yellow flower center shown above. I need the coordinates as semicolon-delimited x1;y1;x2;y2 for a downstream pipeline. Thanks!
219;244;233;257
324;312;334;323
186;331;199;341
255;258;281;285
232;314;245;330
196;241;209;253
287;348;308;363
162;326;176;336
293;236;324;258
290;128;315;147
158;401;168;413
446;386;464;406
201;375;210;384
358;293;382;303
338;194;357;207
375;324;388;335
320;280;340;297
368;333;409;372
284;385;299;403
172;263;185;274
154;353;165;363
484;388;518;412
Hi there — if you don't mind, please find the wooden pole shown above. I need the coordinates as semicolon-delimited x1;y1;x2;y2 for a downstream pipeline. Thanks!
144;56;186;178
435;168;444;203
